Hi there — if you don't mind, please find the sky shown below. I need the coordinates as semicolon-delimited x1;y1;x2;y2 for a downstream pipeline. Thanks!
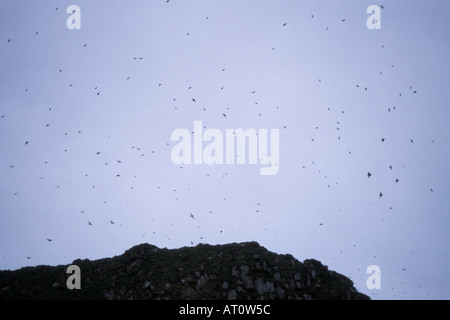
0;0;449;300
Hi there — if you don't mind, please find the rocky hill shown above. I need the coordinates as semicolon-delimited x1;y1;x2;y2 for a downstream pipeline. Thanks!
0;241;369;300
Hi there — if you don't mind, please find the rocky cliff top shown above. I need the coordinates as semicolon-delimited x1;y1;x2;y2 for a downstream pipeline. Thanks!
0;241;369;300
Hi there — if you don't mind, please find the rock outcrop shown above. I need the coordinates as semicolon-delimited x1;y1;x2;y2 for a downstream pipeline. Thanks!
0;241;369;300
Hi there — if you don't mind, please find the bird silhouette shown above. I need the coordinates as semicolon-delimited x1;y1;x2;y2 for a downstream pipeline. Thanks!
367;172;372;178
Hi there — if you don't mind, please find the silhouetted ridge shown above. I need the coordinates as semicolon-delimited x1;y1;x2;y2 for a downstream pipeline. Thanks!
0;242;369;300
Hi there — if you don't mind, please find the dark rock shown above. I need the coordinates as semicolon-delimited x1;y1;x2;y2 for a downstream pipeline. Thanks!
0;241;369;300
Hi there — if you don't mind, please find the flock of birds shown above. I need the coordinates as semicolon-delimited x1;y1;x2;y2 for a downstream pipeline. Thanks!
1;2;441;299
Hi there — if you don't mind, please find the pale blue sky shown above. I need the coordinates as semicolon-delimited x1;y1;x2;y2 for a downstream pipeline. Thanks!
0;0;449;300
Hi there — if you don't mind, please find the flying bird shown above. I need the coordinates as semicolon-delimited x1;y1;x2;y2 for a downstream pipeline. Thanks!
379;192;383;198
367;172;372;178
190;213;194;219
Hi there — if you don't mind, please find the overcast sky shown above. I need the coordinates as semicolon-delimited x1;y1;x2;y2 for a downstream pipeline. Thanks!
0;0;449;300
